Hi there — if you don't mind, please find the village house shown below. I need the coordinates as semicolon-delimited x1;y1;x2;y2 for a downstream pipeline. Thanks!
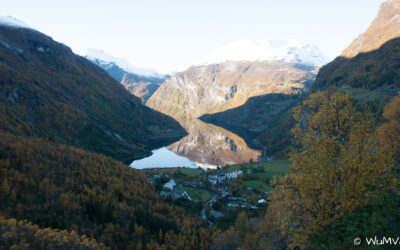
160;181;192;201
171;185;192;201
208;170;243;185
258;198;268;205
225;170;243;180
163;179;176;190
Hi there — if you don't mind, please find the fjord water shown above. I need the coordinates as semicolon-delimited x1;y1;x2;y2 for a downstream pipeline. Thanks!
129;147;197;169
130;119;261;169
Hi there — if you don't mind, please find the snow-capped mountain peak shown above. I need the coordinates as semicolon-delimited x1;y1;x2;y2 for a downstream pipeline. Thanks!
201;39;330;66
0;16;31;29
85;49;162;77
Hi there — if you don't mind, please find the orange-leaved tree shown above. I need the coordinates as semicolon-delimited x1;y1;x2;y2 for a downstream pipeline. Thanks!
379;93;400;164
268;92;395;248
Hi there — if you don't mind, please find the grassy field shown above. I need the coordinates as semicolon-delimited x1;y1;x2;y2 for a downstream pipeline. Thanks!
223;160;290;173
227;160;290;192
180;168;203;176
141;160;289;177
141;167;203;176
141;160;289;196
184;187;213;202
243;180;273;192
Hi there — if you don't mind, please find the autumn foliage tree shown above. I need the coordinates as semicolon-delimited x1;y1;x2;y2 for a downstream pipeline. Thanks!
379;93;400;164
0;131;211;249
268;92;395;248
0;216;106;249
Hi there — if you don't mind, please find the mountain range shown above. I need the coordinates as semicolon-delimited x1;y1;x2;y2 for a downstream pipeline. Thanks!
0;16;211;249
313;0;400;99
86;49;168;103
202;0;400;158
200;39;330;66
0;21;185;162
143;40;326;157
0;16;31;29
146;60;318;120
1;0;399;247
82;37;331;162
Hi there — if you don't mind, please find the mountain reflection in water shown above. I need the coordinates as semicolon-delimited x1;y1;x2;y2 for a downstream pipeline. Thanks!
130;119;261;169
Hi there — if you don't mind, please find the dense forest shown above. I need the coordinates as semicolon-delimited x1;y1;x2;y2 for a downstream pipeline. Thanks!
0;216;107;249
0;131;211;249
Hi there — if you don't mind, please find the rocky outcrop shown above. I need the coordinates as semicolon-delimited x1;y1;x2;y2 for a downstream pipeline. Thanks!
87;57;167;103
121;73;166;103
312;0;400;101
147;61;317;119
341;0;400;58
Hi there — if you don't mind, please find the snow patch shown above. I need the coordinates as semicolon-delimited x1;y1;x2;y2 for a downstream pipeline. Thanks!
201;39;330;67
0;16;31;29
385;0;400;10
388;14;400;24
114;133;127;143
85;48;164;77
0;38;10;49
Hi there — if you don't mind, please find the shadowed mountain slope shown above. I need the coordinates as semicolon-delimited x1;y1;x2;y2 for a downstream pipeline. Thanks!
0;25;185;162
202;0;400;158
312;37;400;103
201;93;302;159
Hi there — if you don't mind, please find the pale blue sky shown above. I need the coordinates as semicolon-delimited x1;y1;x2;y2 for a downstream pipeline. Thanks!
3;0;384;73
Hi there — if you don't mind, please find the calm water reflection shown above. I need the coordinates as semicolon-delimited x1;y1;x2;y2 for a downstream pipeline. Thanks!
130;119;261;169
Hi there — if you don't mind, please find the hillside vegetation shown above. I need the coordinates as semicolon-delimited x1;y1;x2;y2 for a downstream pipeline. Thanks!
211;92;399;249
0;26;185;162
0;216;106;249
0;131;210;249
312;38;400;102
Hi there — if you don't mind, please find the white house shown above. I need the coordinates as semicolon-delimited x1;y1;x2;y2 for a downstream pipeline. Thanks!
208;170;244;185
163;179;176;190
225;170;243;180
258;198;268;204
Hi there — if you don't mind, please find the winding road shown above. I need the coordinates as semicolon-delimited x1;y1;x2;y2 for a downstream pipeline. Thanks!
200;194;217;228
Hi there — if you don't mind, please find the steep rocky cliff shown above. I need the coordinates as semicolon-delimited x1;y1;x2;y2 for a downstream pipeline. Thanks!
341;0;400;58
312;0;400;103
147;61;317;119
